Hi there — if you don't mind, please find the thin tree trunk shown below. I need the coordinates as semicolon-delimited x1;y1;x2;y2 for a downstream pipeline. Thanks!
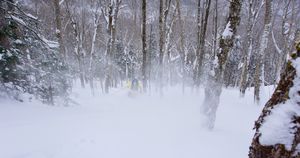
88;8;100;95
254;0;272;103
274;0;294;83
195;0;211;87
54;0;65;60
212;0;218;58
240;0;256;96
104;0;121;93
158;0;165;96
164;2;177;87
142;0;147;92
176;0;186;94
148;24;154;93
194;0;201;87
65;1;85;88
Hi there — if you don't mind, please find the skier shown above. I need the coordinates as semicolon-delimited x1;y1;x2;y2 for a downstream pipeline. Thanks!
127;78;141;97
131;78;139;91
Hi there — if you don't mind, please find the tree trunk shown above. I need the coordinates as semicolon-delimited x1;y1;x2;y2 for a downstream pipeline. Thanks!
212;0;218;59
88;8;100;95
195;0;211;87
240;0;255;95
202;0;242;130
164;1;177;87
194;0;201;86
158;0;165;96
104;0;121;93
142;0;147;92
176;0;186;94
274;0;294;83
65;1;85;88
249;32;300;158
78;56;85;88
254;0;272;103
54;0;65;60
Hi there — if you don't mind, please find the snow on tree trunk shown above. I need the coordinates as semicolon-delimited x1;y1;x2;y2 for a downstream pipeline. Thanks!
164;2;177;87
273;0;295;84
176;0;186;94
104;0;121;93
254;0;272;103
88;5;100;96
239;0;262;96
201;0;242;130
65;2;85;88
249;36;300;158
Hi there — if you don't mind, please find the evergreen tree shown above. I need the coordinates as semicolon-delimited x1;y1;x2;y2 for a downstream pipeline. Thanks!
0;0;70;104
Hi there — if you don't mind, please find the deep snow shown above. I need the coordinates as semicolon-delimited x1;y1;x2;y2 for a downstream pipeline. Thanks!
0;84;273;158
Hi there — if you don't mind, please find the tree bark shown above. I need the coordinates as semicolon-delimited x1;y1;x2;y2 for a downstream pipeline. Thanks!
249;32;300;158
54;0;65;60
158;0;165;96
176;0;186;94
65;1;85;88
194;0;201;86
142;0;147;92
104;0;122;93
195;0;211;87
88;4;101;96
254;0;272;103
202;0;242;130
239;0;257;95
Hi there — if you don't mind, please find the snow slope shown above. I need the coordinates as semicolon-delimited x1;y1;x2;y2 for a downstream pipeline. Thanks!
0;84;272;158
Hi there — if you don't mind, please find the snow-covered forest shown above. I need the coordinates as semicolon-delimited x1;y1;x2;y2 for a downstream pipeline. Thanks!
0;0;300;157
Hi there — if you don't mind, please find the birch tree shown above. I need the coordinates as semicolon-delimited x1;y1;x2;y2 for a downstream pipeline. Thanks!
254;0;272;103
65;1;86;88
239;0;264;96
88;0;101;95
176;0;186;93
158;0;170;95
273;0;296;83
102;0;122;93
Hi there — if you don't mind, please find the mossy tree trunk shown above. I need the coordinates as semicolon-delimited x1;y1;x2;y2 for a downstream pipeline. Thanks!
249;32;300;158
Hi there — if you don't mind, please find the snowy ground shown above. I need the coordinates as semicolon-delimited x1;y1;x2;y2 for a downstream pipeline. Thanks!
0;84;273;158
